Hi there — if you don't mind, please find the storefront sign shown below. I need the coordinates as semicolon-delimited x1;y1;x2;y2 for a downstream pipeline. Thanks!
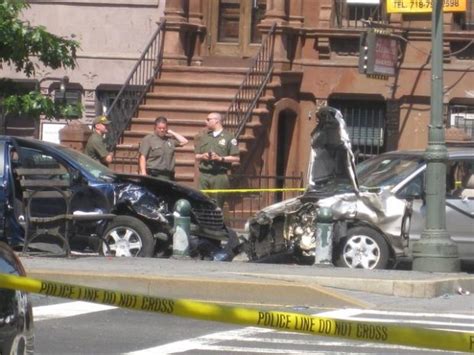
359;30;398;77
386;0;466;13
373;35;398;76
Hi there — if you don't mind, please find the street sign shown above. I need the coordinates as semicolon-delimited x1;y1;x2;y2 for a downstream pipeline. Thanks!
386;0;467;14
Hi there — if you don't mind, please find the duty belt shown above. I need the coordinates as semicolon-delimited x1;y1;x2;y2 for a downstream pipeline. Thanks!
147;169;175;179
200;169;227;175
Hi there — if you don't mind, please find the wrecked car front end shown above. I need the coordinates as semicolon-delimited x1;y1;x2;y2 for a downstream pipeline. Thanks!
246;107;409;269
114;174;230;240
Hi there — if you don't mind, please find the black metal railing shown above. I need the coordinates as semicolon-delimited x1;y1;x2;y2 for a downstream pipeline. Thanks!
223;23;276;138
224;173;305;229
105;20;166;149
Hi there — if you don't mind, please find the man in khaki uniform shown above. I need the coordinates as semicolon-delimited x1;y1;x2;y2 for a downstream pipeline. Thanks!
139;116;188;181
195;112;240;208
85;115;113;165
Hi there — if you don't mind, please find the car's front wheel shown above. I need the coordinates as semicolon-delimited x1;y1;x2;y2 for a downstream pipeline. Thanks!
101;216;155;257
335;226;389;269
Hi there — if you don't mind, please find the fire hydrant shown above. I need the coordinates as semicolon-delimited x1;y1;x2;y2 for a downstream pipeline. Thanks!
173;199;191;257
314;206;334;266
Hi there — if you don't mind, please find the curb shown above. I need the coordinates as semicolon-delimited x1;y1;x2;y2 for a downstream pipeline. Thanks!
25;268;372;309
20;256;474;305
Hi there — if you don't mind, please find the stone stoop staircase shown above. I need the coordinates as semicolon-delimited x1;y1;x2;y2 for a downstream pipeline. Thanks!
110;65;275;189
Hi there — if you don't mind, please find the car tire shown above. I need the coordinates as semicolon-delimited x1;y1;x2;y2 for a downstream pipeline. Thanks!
335;226;389;269
101;216;155;257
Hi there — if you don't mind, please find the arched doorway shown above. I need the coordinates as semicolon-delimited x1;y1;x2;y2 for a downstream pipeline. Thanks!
275;109;297;200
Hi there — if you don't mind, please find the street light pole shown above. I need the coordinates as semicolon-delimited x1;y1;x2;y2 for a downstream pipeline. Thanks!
412;0;460;272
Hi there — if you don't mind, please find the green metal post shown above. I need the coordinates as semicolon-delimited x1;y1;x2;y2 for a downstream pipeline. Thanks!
173;199;191;257
412;0;460;272
314;207;334;266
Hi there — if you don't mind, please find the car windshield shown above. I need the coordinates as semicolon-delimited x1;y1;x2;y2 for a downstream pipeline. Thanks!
55;144;116;180
356;154;425;189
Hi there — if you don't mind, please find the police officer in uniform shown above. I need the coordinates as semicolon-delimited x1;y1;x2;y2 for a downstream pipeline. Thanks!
195;112;240;208
139;116;188;180
85;115;113;165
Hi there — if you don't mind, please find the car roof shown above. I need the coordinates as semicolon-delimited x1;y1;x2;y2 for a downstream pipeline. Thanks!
379;147;473;159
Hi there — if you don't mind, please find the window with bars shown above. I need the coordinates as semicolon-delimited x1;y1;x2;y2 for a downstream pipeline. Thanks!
333;0;387;29
328;97;387;163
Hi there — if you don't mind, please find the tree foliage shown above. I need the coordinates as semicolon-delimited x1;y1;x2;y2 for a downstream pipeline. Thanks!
0;0;81;121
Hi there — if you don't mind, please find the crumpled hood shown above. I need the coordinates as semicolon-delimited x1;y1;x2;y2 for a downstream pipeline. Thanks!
111;174;219;223
115;183;169;223
115;173;217;205
254;197;302;221
307;106;359;194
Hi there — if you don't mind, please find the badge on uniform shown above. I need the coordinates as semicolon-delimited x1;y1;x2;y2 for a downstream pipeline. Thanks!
231;138;237;146
167;141;172;147
219;138;226;146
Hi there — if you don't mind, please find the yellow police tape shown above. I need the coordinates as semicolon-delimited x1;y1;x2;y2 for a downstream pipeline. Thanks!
201;187;305;193
1;273;473;353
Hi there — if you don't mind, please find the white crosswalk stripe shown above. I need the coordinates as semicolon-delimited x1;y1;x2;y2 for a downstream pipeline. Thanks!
32;302;472;354
34;301;116;321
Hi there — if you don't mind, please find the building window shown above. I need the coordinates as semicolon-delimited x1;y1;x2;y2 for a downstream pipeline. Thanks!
1;81;37;138
328;97;387;162
334;0;386;28
96;89;118;116
450;40;474;60
52;87;82;118
97;88;139;117
448;103;474;140
454;1;474;30
250;0;266;43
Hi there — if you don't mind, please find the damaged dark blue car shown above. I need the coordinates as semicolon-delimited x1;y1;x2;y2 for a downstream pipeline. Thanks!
0;136;237;260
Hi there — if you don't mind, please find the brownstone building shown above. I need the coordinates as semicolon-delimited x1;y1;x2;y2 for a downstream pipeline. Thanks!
145;0;474;189
3;0;474;191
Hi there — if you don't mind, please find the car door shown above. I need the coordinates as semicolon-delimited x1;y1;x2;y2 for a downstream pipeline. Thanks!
15;145;71;218
401;158;474;260
395;170;426;243
0;141;7;242
0;141;26;247
446;159;474;261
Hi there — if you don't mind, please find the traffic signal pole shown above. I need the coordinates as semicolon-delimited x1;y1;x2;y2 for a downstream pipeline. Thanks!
412;0;460;272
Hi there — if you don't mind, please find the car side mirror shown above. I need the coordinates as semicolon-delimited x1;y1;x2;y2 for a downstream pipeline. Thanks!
405;189;423;200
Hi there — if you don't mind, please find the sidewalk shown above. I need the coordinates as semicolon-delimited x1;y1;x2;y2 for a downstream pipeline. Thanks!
19;255;474;309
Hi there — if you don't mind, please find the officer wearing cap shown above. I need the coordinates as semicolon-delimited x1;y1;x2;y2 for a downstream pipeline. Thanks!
138;116;188;180
85;115;113;165
194;112;240;208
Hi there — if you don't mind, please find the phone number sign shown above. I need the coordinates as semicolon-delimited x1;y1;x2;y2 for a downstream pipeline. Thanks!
387;0;466;13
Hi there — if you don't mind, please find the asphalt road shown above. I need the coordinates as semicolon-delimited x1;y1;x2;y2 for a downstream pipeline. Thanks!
31;294;474;354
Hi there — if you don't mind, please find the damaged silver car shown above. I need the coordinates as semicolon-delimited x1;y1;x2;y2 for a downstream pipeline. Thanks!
245;107;474;269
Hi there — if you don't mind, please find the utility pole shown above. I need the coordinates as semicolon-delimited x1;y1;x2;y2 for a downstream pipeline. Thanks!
411;0;460;272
